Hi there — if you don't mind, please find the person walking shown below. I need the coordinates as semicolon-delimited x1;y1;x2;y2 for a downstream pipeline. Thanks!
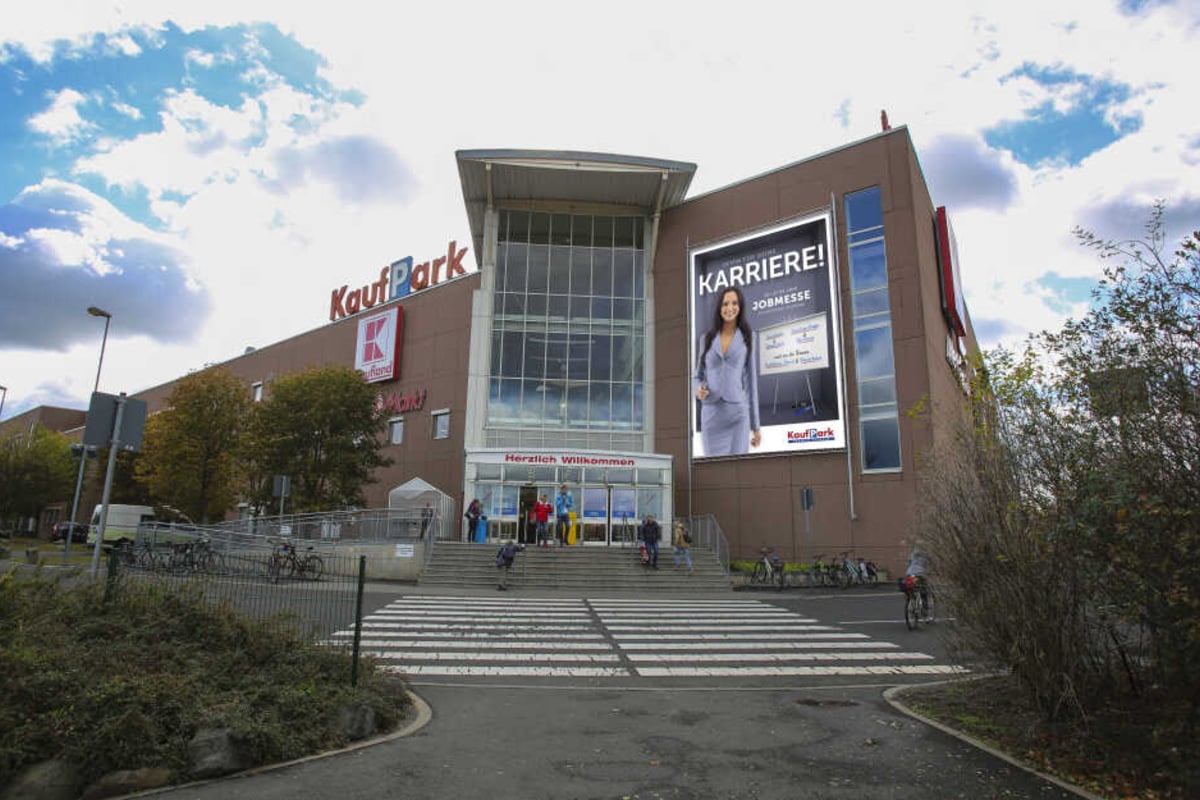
420;502;434;536
554;485;574;546
532;493;553;547
496;540;524;590
465;498;482;542
671;521;694;573
640;514;661;569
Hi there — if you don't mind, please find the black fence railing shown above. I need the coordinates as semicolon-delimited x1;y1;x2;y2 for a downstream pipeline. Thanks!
103;545;369;679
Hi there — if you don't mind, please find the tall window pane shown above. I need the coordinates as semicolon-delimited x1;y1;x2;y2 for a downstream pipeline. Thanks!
845;187;900;472
487;210;646;433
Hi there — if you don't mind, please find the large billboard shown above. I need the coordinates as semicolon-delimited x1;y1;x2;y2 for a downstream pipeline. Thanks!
688;213;846;460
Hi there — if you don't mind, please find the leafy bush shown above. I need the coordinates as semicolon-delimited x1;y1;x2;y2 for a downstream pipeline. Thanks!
915;204;1199;759
0;568;409;788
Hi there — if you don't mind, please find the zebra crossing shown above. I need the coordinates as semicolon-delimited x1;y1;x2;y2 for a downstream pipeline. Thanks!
329;596;964;681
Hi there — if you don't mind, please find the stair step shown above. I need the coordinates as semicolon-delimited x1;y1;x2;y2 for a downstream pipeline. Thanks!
420;541;732;593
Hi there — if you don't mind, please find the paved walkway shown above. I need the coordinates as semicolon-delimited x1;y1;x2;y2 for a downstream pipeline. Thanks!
144;590;1095;800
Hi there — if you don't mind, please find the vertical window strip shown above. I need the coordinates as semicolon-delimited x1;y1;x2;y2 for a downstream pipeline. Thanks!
845;188;901;472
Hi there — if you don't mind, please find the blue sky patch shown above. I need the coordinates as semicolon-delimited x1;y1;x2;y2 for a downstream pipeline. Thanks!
984;63;1142;167
0;22;357;222
1033;271;1096;315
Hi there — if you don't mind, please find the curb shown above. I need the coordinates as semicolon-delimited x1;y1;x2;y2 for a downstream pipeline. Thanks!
120;689;433;798
882;679;1108;800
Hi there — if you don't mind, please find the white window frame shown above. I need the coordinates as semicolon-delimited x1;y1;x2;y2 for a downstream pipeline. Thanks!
432;409;451;440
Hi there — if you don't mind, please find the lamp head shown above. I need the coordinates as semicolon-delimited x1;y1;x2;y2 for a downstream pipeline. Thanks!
87;306;111;319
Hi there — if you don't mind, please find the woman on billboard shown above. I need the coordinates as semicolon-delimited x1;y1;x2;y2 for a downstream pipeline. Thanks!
695;287;762;456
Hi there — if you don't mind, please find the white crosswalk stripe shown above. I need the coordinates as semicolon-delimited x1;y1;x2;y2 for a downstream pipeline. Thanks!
328;597;965;679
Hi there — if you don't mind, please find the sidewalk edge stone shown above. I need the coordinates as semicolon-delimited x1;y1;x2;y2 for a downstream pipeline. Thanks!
114;689;433;799
883;679;1107;800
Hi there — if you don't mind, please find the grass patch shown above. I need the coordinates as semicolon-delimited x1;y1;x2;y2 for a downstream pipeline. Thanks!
901;675;1195;800
0;567;409;790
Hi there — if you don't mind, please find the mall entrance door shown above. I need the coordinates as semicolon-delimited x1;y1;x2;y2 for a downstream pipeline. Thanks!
517;484;538;544
579;486;638;546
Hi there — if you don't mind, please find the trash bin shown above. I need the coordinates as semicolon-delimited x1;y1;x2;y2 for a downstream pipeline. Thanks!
474;515;488;543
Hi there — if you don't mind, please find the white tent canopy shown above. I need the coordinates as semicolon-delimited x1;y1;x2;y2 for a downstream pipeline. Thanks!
387;478;457;541
387;477;445;509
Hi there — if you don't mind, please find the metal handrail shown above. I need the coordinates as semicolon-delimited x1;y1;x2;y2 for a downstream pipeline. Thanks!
684;513;730;576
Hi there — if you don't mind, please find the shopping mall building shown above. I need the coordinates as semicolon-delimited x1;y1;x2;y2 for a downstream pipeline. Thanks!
7;125;977;572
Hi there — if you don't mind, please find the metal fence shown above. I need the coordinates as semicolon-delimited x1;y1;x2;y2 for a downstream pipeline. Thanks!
102;540;368;673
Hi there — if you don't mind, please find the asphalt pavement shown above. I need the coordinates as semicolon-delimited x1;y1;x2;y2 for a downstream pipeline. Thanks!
141;585;1095;800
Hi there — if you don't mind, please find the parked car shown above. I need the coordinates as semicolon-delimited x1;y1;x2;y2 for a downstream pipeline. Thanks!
51;521;89;543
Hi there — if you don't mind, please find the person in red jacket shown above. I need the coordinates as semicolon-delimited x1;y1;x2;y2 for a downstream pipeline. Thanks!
532;493;553;547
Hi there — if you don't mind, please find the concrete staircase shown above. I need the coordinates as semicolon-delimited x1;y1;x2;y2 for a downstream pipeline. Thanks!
420;541;733;593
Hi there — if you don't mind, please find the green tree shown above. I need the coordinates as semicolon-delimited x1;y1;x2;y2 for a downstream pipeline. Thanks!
243;365;392;512
135;368;250;524
0;424;77;523
917;202;1199;743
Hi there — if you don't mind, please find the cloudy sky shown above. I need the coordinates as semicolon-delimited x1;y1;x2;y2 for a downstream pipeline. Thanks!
2;0;1198;420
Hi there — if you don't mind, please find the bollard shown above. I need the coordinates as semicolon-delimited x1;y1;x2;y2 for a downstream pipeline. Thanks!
104;547;119;603
351;555;367;687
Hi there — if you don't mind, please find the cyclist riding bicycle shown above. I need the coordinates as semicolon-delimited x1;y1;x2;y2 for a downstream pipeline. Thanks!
902;544;931;618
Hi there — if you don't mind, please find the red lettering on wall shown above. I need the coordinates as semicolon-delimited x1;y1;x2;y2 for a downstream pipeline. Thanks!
329;241;470;321
375;388;428;415
446;241;467;277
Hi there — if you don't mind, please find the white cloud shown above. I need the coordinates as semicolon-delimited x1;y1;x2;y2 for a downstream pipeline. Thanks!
27;87;93;144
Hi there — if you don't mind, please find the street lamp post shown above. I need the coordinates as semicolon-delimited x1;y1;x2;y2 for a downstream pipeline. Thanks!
64;307;112;562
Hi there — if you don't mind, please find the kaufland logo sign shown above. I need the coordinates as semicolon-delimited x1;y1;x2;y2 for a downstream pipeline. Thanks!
355;307;402;383
787;427;835;443
329;240;472;322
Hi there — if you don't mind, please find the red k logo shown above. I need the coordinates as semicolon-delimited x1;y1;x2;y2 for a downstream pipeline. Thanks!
355;306;402;383
362;317;390;362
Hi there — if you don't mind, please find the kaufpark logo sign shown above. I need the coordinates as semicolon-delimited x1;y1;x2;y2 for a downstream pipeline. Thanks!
787;427;836;443
329;240;472;321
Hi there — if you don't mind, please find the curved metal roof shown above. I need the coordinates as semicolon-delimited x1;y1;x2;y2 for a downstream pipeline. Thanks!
456;149;697;264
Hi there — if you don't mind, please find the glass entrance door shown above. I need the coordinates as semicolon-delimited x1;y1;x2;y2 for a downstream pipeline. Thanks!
611;488;637;547
580;486;608;544
517;484;538;544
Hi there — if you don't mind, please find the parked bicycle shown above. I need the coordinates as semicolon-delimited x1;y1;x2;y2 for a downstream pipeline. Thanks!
168;536;224;575
902;574;934;629
751;547;786;589
856;556;880;586
267;540;324;582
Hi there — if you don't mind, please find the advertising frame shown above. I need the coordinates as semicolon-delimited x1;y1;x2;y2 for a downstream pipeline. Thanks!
688;211;846;461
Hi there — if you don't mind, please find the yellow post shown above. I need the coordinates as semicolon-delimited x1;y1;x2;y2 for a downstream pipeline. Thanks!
567;512;578;545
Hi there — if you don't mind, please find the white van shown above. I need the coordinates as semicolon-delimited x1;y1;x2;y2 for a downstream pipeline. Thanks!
88;504;156;545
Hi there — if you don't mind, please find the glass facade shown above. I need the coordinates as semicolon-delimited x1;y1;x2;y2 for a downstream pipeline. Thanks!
489;210;646;433
466;458;668;544
845;187;901;471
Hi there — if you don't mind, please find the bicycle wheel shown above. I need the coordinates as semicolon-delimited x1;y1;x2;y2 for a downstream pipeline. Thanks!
904;592;921;630
751;562;768;585
300;555;325;581
268;554;293;583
